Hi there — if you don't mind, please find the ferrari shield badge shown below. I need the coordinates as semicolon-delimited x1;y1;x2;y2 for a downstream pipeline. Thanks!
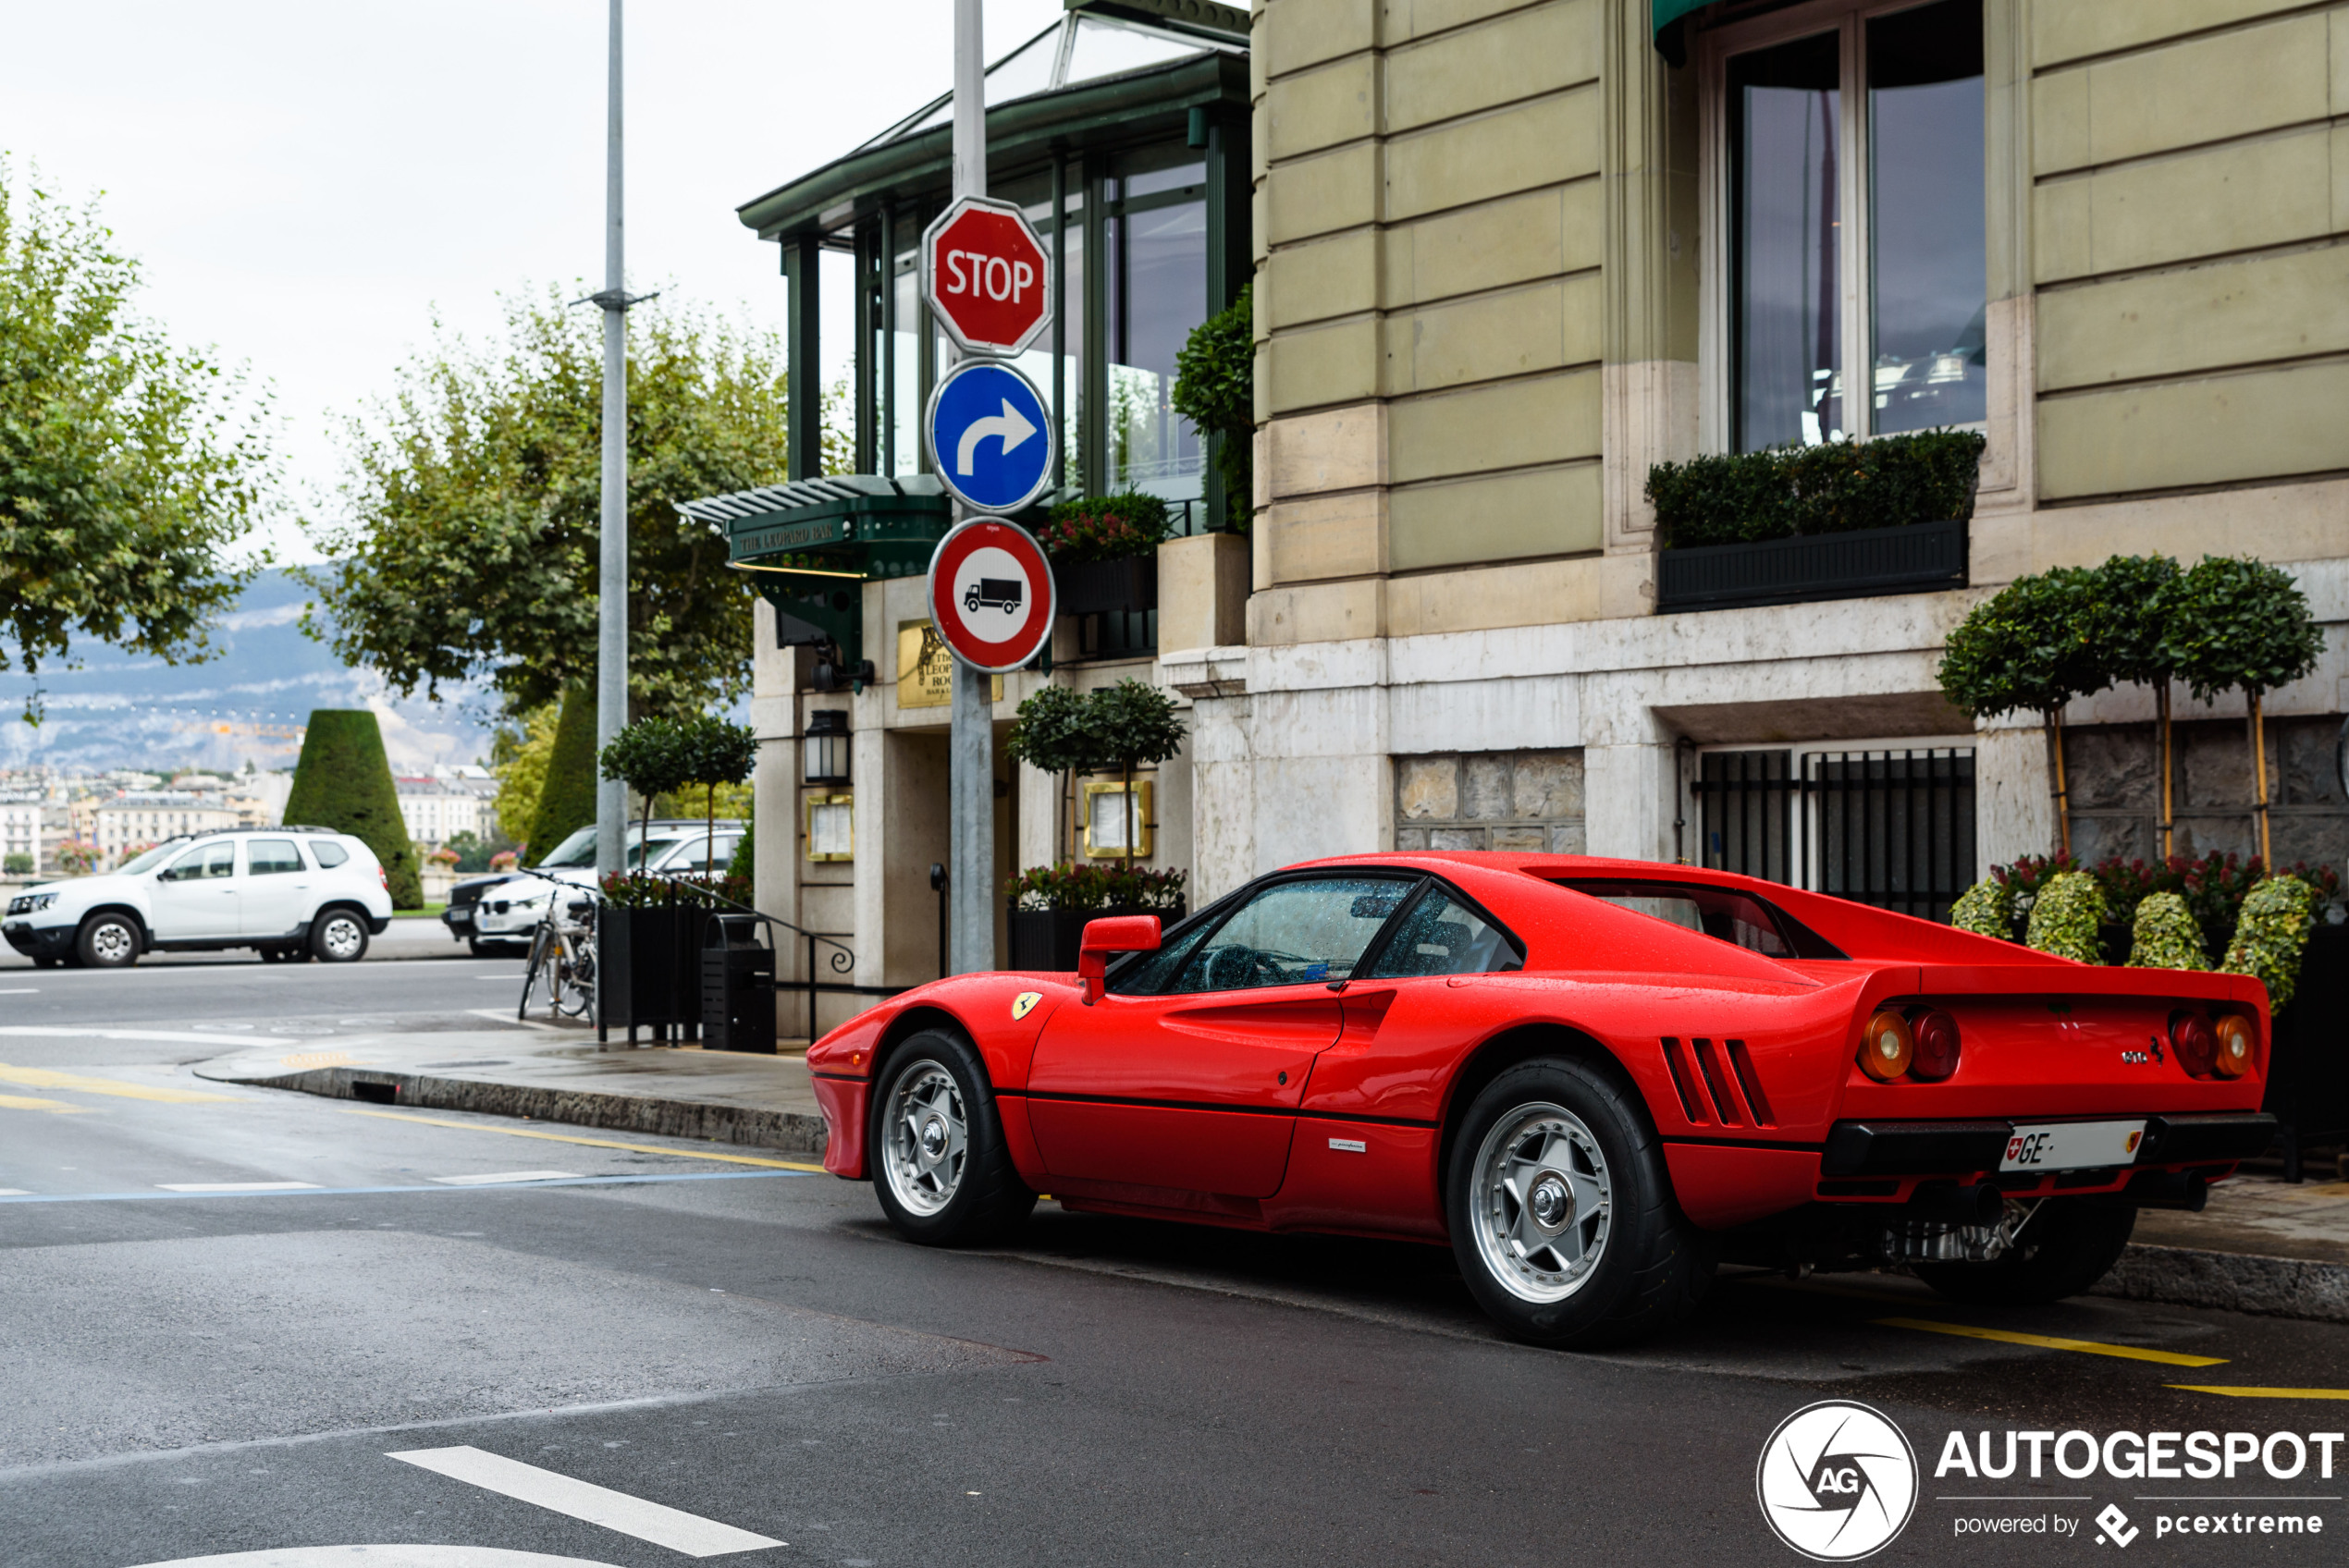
1012;991;1042;1021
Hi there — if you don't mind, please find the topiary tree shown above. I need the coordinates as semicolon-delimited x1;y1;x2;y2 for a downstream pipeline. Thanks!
2090;554;2184;857
597;715;694;867
1171;282;1253;530
2023;869;2106;964
2220;875;2319;1013
2158;557;2322;865
1085;679;1187;873
2125;891;2208;971
674;715;757;876
1007;684;1109;864
526;685;598;865
283;709;423;908
1937;567;2110;857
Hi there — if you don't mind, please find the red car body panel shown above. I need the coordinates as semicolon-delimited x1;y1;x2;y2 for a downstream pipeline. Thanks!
805;853;2271;1240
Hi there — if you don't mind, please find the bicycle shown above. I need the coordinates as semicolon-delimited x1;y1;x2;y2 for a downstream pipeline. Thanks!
511;872;598;1025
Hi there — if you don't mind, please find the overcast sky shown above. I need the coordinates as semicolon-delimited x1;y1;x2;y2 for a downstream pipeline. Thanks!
0;0;1069;564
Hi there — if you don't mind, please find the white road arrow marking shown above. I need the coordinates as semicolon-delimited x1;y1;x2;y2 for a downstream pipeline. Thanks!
956;398;1039;475
389;1445;783;1557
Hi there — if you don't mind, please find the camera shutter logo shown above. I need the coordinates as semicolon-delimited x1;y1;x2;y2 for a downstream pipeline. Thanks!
1756;1401;1918;1561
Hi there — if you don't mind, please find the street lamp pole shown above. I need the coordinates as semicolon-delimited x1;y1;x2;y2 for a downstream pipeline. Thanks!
594;0;630;877
947;0;994;974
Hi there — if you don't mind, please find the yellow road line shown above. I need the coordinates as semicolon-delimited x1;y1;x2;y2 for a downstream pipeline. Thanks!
0;1093;91;1114
2169;1385;2349;1401
0;1064;238;1104
339;1108;827;1171
1874;1316;2229;1367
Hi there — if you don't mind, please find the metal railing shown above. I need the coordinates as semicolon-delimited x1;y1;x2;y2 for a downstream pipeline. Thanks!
604;873;891;1044
1692;748;1977;924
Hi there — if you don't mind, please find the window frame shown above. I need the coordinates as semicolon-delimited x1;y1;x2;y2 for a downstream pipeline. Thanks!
1696;0;1989;456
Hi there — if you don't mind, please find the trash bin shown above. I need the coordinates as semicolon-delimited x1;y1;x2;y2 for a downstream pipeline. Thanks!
701;913;776;1054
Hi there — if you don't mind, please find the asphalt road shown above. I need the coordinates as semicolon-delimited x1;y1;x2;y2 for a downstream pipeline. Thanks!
4;974;2346;1567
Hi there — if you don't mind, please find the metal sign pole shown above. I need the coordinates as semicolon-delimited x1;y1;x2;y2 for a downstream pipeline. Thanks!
948;0;993;974
594;0;629;876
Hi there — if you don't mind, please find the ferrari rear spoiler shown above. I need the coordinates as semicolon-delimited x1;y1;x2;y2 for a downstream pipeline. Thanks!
1904;964;2266;1009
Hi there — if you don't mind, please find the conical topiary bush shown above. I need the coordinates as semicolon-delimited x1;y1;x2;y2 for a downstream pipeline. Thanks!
284;709;422;908
527;685;599;864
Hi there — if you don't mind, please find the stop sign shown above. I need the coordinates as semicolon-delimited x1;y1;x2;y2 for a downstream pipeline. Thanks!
922;196;1052;357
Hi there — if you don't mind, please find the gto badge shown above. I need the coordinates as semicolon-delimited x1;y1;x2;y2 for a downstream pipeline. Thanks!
1012;991;1042;1021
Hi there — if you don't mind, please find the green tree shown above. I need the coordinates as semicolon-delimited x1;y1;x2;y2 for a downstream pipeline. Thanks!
2158;557;2322;865
299;288;793;719
0;165;275;717
674;714;757;875
282;709;421;908
1171;283;1253;529
491;703;558;853
1007;684;1107;863
526;686;599;863
1937;567;2110;857
597;714;694;864
1085;680;1187;873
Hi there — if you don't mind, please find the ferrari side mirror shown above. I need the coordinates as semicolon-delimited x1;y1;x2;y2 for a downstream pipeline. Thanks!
1077;914;1161;1006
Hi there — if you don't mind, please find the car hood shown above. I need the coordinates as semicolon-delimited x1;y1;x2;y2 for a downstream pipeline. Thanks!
19;873;141;901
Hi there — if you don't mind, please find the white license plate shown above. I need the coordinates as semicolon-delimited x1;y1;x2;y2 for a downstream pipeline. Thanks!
2000;1119;2146;1173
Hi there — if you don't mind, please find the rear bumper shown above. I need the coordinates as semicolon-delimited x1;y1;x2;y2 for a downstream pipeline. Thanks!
1821;1112;2275;1178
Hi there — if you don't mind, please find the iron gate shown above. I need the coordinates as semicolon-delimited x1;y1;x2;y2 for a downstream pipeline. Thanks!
1693;748;1976;923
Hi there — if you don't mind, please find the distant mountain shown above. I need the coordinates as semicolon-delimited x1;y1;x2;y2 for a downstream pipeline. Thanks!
1;569;498;775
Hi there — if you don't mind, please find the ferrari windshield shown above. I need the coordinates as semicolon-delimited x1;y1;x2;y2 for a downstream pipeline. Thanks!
1556;879;1845;960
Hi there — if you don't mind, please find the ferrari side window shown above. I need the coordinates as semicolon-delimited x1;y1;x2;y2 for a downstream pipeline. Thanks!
1368;889;1524;978
1165;876;1413;994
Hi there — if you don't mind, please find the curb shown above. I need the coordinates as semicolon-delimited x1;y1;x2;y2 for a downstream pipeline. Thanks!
2092;1243;2349;1325
215;1064;829;1162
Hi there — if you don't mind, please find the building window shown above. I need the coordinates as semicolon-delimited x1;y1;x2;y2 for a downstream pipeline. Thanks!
1102;145;1206;503
1709;0;1985;451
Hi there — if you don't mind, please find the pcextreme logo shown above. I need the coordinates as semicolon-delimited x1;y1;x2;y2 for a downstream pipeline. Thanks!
1758;1401;1921;1561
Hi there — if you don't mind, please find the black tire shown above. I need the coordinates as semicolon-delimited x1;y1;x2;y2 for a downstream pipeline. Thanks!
259;946;285;963
76;912;141;969
1913;1199;2137;1307
1445;1056;1714;1348
868;1027;1035;1245
32;956;60;970
309;908;370;963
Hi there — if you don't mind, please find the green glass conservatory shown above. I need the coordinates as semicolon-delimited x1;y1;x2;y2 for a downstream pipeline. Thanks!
707;0;1250;668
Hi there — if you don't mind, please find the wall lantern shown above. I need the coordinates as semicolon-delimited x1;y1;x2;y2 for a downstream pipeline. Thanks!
804;708;852;786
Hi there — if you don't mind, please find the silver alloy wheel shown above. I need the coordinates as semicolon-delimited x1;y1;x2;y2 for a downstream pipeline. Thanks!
318;913;365;961
880;1057;968;1218
1469;1100;1613;1304
86;919;137;965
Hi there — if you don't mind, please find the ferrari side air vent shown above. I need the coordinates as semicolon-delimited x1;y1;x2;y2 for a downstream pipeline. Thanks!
1691;1038;1744;1127
1659;1037;1707;1123
1727;1039;1776;1127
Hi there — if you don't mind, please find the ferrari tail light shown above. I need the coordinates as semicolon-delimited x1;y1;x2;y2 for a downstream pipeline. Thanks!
1858;1009;1913;1082
2170;1011;2217;1077
1906;1007;1962;1081
2212;1013;2255;1078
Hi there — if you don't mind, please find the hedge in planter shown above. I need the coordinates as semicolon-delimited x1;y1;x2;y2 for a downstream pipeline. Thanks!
2126;892;2208;972
1646;429;1985;549
2220;876;2320;1013
1949;878;2012;942
1171;282;1253;531
2024;870;2105;964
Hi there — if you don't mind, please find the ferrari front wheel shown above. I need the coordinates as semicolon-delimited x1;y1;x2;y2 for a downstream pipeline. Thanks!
870;1027;1035;1246
1446;1056;1712;1348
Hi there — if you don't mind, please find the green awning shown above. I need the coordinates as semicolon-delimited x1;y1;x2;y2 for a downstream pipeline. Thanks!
1654;0;1710;33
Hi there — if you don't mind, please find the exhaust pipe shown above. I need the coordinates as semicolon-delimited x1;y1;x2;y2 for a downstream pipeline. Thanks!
1906;1181;2004;1227
2118;1170;2209;1211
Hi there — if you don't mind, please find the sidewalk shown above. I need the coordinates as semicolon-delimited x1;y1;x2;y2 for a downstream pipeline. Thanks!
193;1031;2348;1323
192;1029;828;1160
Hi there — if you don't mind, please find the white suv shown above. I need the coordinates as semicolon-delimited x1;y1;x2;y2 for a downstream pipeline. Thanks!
2;827;394;968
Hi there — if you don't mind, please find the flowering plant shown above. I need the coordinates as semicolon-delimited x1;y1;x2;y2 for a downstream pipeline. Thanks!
1036;491;1172;564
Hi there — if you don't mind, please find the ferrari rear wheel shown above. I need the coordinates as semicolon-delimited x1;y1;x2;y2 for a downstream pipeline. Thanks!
1446;1056;1713;1348
1912;1198;2136;1307
870;1027;1035;1246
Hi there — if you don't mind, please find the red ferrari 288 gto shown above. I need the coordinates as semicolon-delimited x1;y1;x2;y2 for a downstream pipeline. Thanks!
805;853;2274;1347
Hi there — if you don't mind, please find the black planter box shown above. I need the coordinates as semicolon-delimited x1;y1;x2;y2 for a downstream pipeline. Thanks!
1007;900;1188;972
599;904;708;1041
1656;517;1967;613
1054;554;1158;616
2261;922;2349;1181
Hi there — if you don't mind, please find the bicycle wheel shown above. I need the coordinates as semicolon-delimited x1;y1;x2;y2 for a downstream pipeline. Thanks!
553;937;595;1019
518;923;551;1019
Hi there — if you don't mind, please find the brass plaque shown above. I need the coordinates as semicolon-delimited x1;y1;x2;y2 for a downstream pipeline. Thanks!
898;619;1002;708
